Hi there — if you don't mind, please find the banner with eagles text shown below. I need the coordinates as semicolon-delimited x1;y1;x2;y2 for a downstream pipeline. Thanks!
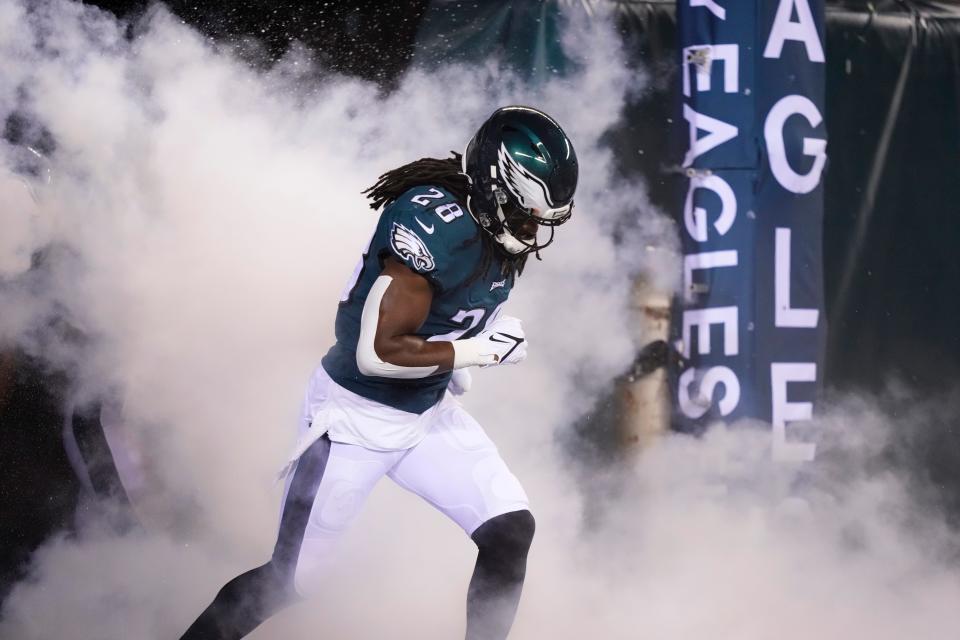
673;0;827;461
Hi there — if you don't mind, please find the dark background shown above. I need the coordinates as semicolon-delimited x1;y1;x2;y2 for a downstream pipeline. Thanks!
92;0;432;83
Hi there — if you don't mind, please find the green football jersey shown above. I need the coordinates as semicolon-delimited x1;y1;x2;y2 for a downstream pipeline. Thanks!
322;186;516;414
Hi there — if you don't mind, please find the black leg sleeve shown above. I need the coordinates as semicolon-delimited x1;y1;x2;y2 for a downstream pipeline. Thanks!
69;401;140;533
178;434;331;639
466;509;536;640
179;561;294;640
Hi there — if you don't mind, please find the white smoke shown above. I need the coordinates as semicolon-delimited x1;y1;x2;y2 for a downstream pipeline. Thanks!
1;2;958;640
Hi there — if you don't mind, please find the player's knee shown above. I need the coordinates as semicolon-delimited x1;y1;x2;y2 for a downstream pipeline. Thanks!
472;509;535;558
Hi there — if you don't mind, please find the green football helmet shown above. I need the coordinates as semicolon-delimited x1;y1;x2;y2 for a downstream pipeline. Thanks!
462;106;579;255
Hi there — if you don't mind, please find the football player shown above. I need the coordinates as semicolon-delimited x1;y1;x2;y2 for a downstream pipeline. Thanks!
179;105;578;640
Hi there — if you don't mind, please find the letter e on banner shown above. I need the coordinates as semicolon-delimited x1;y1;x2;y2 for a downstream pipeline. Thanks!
683;44;740;96
682;307;739;358
771;363;817;461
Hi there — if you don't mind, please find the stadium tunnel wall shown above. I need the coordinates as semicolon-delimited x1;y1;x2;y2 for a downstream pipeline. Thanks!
673;0;828;455
416;0;960;397
416;0;960;402
413;0;960;515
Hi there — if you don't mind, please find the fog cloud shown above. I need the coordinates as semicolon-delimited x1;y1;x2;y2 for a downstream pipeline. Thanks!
1;2;956;639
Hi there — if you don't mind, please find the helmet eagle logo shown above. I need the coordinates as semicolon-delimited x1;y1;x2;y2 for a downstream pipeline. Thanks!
497;143;555;211
390;222;436;272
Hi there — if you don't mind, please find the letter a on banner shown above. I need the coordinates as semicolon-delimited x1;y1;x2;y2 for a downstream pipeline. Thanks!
763;0;825;62
683;104;738;167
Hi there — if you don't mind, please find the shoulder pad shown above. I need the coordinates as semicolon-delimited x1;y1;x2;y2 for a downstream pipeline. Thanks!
377;186;476;291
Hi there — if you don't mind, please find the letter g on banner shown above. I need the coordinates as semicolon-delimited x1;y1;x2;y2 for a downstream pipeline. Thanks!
764;95;827;194
684;174;737;242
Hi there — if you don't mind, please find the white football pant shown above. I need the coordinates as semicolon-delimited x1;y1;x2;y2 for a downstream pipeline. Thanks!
277;367;530;595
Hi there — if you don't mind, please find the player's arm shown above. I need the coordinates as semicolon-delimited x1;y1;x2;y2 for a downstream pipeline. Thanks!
360;257;454;377
356;258;528;379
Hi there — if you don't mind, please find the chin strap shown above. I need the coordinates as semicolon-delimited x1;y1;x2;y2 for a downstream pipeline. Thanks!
494;229;529;255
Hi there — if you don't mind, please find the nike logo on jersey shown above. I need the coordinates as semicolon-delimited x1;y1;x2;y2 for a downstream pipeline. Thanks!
490;279;506;291
414;217;435;234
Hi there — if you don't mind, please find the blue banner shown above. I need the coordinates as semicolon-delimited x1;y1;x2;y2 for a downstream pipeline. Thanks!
674;0;827;461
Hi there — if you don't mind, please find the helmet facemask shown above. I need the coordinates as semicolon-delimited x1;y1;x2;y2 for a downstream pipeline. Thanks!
489;186;573;256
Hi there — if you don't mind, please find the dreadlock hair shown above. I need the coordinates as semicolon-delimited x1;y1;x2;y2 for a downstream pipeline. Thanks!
362;152;528;279
364;153;468;211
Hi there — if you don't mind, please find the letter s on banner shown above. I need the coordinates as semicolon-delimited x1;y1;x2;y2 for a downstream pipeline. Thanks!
679;366;741;419
764;95;827;194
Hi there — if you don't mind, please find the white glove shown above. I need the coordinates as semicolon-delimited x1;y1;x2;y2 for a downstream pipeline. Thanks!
447;368;472;395
451;315;528;369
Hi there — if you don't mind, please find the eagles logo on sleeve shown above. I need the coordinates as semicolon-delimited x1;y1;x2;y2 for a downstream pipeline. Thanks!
390;222;436;272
